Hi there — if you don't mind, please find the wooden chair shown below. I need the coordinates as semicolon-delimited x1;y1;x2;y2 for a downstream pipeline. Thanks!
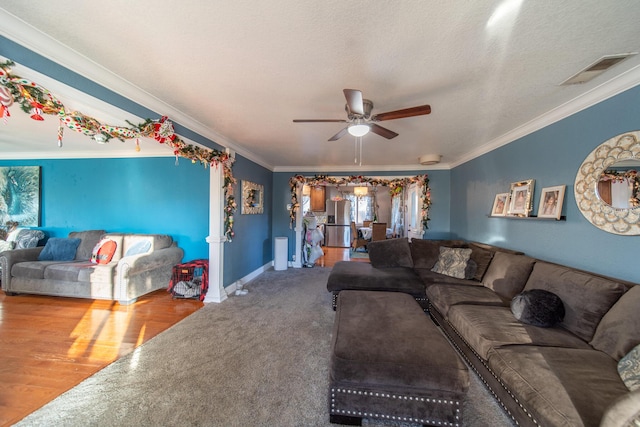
363;220;372;227
371;222;387;241
350;221;368;251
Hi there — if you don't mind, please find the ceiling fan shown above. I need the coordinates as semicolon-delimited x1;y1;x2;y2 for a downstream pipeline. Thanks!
293;89;431;141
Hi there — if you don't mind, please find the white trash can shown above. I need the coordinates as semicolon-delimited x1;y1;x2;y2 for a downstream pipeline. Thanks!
274;237;288;271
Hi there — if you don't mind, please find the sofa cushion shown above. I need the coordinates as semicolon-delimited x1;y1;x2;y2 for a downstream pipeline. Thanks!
590;285;640;360
431;246;472;279
77;263;117;284
326;261;424;296
43;262;90;282
426;283;506;317
511;289;565;328
38;238;81;261
367;237;413;268
447;305;591;359
415;268;482;287
481;252;535;300
618;344;640;391
68;230;107;261
523;261;627;342
409;239;466;269
11;261;61;280
468;243;495;281
487;346;629;427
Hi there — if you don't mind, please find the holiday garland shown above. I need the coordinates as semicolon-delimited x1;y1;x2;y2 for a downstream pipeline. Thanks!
0;60;236;241
289;174;431;230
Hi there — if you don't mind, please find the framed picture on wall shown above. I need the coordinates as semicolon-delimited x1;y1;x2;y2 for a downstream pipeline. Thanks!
491;193;510;217
241;180;264;214
0;166;41;226
508;179;535;217
537;185;566;219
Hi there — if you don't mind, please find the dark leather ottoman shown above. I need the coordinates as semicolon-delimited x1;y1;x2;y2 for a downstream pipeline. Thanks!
329;290;468;426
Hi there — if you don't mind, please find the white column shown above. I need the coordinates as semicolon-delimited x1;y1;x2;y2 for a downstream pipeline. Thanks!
293;183;303;268
204;164;228;303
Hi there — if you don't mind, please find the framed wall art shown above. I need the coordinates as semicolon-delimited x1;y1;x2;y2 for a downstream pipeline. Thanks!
508;179;535;217
0;166;41;226
491;193;510;217
538;185;566;219
241;180;264;214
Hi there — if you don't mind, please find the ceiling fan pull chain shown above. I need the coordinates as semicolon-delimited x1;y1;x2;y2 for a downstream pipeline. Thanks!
359;136;363;166
354;137;358;164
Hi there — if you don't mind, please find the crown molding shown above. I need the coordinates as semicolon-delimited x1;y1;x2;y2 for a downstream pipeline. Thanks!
0;9;274;171
450;63;640;169
273;163;448;173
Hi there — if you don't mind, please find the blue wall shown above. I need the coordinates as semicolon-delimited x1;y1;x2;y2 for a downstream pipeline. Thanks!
224;155;273;283
272;169;452;260
450;84;640;283
0;157;210;262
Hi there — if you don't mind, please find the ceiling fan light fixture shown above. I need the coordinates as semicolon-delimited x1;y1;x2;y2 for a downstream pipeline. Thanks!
348;123;370;137
419;154;441;165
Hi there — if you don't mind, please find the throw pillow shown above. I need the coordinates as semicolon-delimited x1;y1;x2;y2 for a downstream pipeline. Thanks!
464;259;478;280
90;239;118;264
511;289;565;328
367;238;413;268
14;229;45;249
0;239;14;252
38;238;81;261
125;239;152;257
431;247;472;279
468;243;495;281
618;344;640;391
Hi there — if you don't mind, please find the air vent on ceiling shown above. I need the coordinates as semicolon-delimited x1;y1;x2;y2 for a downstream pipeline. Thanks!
561;53;636;85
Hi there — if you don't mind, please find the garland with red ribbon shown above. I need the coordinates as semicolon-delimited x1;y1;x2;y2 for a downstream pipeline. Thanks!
288;174;431;230
0;60;236;241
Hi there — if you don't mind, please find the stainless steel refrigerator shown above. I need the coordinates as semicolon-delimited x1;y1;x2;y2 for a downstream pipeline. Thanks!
325;199;351;247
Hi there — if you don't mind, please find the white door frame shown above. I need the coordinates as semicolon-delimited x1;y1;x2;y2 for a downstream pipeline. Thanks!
405;182;424;241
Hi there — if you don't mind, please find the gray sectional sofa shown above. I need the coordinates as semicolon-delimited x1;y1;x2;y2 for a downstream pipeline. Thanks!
327;238;640;427
0;229;184;304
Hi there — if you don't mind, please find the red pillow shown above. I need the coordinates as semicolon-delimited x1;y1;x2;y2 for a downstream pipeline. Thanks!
91;239;117;264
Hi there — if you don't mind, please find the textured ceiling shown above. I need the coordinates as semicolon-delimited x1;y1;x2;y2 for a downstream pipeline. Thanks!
1;1;640;171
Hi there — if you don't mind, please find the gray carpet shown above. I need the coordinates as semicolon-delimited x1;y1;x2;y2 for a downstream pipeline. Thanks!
16;266;515;427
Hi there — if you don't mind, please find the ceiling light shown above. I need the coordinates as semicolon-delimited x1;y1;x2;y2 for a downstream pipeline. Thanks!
353;186;368;197
419;154;441;165
93;133;108;144
348;124;370;137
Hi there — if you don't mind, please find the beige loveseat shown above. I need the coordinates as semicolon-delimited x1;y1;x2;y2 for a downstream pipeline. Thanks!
0;230;184;304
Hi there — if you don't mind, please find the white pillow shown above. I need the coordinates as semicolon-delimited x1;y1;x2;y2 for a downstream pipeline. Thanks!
125;239;152;257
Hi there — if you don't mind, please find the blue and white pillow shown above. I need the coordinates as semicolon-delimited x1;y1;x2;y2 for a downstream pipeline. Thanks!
619;343;640;391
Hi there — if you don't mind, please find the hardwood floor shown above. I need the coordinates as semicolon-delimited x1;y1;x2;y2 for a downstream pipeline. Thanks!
0;289;203;427
0;247;362;426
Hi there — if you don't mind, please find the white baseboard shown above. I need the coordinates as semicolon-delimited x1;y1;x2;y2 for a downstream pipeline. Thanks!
225;261;272;294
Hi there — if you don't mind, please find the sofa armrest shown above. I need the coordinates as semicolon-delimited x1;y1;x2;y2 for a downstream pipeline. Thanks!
0;247;44;290
600;389;640;427
116;246;184;277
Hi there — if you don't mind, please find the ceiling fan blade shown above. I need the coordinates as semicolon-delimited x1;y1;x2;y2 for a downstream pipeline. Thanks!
293;119;348;123
328;127;349;141
369;123;399;139
343;89;364;116
372;105;431;121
